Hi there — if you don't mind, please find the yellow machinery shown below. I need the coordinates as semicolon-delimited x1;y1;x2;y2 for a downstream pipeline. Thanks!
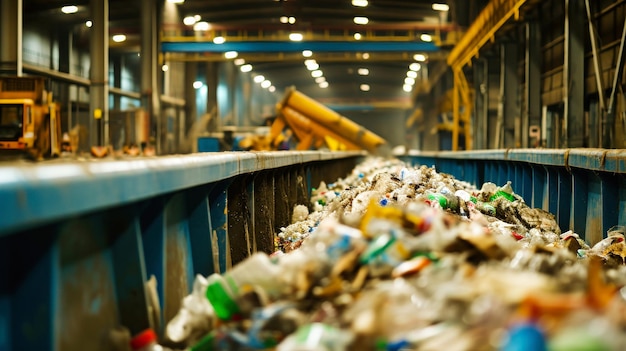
0;76;62;159
241;88;389;155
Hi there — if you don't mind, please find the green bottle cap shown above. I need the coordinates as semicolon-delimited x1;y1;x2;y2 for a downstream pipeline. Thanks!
205;274;239;320
360;233;396;264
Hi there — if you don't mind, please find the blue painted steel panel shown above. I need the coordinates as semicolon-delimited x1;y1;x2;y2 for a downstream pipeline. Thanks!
557;170;572;231
161;41;440;53
571;170;589;236
209;182;230;273
188;186;217;277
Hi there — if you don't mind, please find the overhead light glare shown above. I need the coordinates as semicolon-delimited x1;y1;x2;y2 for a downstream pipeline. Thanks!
85;20;93;27
261;80;272;88
288;17;296;24
360;84;370;91
193;21;210;31
319;81;329;88
409;63;421;71
183;16;198;26
167;0;185;3
269;86;276;92
432;3;449;11
357;68;369;76
354;33;362;40
304;59;317;66
420;33;432;42
353;16;369;25
213;36;226;44
352;0;368;7
162;64;169;72
112;34;126;43
405;77;416;85
407;71;418;78
234;58;245;66
289;32;303;41
193;81;203;89
306;62;319;71
414;53;427;62
61;5;78;14
403;84;413;92
224;51;238;59
253;75;265;83
311;70;323;78
315;77;326;83
240;64;253;72
280;16;288;24
361;53;370;60
302;50;313;57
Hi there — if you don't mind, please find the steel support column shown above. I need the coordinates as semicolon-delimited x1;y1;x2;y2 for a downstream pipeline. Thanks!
89;0;109;147
473;59;489;150
497;42;519;148
0;0;22;76
142;0;161;154
605;14;626;149
563;0;585;148
183;62;196;152
525;20;541;148
205;62;219;131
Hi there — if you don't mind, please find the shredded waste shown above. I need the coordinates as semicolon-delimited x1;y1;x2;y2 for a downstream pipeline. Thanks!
130;157;626;351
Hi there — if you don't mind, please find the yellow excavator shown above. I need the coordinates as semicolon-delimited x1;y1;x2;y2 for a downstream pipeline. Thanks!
239;87;390;155
0;76;62;159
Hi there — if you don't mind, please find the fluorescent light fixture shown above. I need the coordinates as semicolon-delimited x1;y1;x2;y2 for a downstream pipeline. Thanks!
420;33;432;42
261;80;272;88
362;53;370;59
61;5;78;14
183;16;198;26
167;0;185;3
409;63;421;71
234;58;245;66
407;71;418;78
414;53;427;62
432;3;449;11
193;81;203;89
224;51;238;59
240;64;253;72
405;77;415;85
112;34;126;42
360;84;370;91
288;17;296;24
85;20;92;27
353;16;369;25
253;75;265;83
315;77;326;83
354;33;362;40
357;68;369;75
352;0;368;7
162;64;169;72
302;50;313;57
304;59;317;66
319;81;329;88
306;62;319;70
280;16;288;23
289;32;303;41
403;84;412;92
269;86;276;92
312;70;323;78
213;36;226;44
193;21;210;31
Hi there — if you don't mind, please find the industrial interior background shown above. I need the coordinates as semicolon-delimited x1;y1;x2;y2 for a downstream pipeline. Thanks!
1;0;625;154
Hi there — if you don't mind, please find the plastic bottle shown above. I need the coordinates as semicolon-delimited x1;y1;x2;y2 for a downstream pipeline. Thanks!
276;323;354;351
166;275;214;344
425;192;460;211
130;329;175;351
205;252;281;320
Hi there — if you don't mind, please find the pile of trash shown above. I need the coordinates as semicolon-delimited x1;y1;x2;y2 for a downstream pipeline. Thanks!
138;157;626;351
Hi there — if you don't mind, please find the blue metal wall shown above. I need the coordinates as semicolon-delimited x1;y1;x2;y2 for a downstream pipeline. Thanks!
399;149;626;244
0;151;363;351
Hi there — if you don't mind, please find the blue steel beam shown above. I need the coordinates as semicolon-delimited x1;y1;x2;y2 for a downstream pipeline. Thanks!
160;41;439;53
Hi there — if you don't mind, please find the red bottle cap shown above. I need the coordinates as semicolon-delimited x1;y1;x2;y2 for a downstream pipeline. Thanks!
130;328;157;350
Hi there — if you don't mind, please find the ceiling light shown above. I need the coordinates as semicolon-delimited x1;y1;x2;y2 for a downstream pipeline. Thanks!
304;59;317;66
414;54;427;62
405;77;415;85
312;70;323;78
193;81;203;89
288;17;296;24
403;84;413;92
167;0;185;3
213;36;226;44
306;62;319;70
162;64;169;72
193;21;210;31
432;3;449;11
112;34;126;43
354;33;362;40
224;51;238;59
289;33;303;41
407;71;418;78
183;16;198;26
241;64;253;72
409;63;421;71
280;16;288;23
269;86;276;92
315;77;326;83
61;5;78;14
261;80;272;88
302;50;313;57
319;81;329;88
420;33;432;42
234;58;245;66
360;84;370;91
353;17;369;25
253;75;265;83
85;20;92;27
362;53;370;59
357;68;369;75
352;0;368;7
